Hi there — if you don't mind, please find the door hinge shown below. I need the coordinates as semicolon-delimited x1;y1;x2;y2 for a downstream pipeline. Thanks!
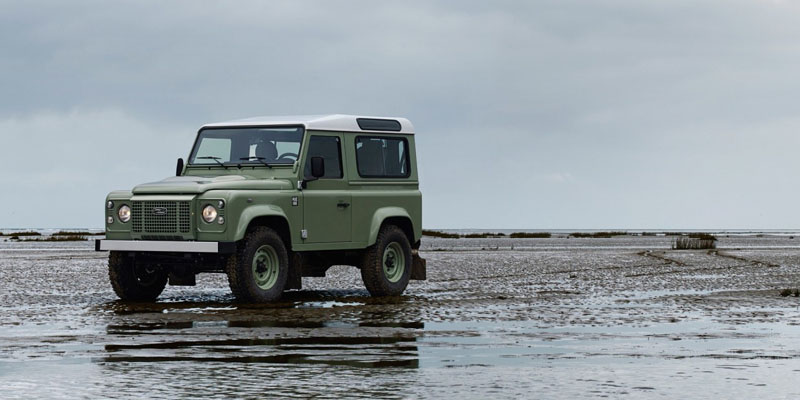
301;229;308;239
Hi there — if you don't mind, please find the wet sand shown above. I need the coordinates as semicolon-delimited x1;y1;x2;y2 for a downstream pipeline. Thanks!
2;235;800;398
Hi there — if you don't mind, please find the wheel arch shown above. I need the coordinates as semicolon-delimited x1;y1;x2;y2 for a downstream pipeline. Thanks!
235;205;292;248
367;207;417;247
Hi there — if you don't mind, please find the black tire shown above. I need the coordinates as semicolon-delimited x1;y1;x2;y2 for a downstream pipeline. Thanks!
226;227;289;302
361;225;412;296
108;251;168;301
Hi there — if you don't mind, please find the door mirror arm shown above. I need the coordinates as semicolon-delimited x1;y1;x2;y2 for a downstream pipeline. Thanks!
300;176;317;189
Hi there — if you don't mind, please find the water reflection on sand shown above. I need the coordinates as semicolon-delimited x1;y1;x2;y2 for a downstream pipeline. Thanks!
98;298;421;369
3;237;800;398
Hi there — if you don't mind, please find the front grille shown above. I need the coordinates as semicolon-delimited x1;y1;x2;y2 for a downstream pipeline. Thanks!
179;202;191;232
141;235;185;241
132;201;191;234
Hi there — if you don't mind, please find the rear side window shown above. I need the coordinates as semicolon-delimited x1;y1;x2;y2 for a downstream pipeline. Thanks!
355;136;410;178
304;136;343;179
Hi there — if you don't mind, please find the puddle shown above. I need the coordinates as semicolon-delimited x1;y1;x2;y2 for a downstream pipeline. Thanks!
299;301;363;309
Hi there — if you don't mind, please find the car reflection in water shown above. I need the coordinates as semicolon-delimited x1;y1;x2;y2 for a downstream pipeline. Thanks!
95;291;422;372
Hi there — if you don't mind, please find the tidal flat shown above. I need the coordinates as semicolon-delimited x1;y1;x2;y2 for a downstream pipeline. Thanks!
1;235;800;398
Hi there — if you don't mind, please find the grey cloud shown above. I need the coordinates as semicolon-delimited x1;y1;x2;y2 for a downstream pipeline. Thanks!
1;0;799;228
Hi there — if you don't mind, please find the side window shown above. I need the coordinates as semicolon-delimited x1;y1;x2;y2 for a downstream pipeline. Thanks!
355;136;410;178
304;136;343;179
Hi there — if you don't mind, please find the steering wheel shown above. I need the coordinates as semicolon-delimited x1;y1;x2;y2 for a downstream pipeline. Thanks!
277;152;298;160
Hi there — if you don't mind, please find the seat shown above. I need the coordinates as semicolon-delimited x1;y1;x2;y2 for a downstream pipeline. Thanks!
255;141;278;162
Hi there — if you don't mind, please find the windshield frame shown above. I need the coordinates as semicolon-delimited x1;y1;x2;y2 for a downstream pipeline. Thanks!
186;124;306;168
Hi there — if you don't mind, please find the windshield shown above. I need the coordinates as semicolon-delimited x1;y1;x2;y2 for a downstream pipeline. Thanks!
189;126;304;166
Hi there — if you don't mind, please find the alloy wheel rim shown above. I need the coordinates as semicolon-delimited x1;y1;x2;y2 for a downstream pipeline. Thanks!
252;245;279;290
382;242;405;283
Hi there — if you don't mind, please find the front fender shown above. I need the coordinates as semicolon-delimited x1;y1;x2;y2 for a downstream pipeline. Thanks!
367;207;412;246
234;204;289;242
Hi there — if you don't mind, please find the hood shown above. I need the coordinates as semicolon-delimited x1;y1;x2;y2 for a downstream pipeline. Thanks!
132;175;293;194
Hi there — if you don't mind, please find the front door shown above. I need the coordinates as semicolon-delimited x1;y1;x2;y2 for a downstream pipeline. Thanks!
302;133;351;243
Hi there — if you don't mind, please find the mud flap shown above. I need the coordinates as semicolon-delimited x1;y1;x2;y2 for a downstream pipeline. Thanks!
286;253;303;290
411;253;426;280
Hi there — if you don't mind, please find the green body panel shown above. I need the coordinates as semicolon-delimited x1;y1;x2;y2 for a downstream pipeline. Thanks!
303;189;352;243
133;175;292;194
103;127;422;252
105;190;135;240
340;130;422;245
300;131;352;244
227;197;297;243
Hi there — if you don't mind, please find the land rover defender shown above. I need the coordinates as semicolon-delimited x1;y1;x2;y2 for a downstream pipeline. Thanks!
96;115;425;302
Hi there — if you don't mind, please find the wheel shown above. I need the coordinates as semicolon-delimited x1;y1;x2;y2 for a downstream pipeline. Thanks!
108;251;167;301
361;225;412;296
226;227;289;302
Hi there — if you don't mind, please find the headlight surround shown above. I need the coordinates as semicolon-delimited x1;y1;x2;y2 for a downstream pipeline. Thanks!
202;205;218;223
118;205;131;223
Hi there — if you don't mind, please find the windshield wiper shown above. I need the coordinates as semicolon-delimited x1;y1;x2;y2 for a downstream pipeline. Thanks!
239;156;273;168
197;156;229;169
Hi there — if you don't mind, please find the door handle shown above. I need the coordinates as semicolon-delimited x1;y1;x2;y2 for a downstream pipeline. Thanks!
337;202;350;208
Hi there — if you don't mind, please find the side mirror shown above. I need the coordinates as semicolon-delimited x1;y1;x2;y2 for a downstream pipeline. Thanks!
176;158;184;176
310;156;325;178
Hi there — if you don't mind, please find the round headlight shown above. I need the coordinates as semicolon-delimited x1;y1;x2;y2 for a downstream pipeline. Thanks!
202;205;218;223
118;205;131;223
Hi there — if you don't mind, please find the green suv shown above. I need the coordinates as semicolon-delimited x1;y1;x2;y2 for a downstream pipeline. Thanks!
97;115;426;302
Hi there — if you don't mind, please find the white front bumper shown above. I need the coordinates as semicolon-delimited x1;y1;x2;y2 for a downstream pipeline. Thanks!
96;240;234;253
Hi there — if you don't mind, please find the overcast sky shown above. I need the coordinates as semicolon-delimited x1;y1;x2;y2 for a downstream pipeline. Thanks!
2;0;800;229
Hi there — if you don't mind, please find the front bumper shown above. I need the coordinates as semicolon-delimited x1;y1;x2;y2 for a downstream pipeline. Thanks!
95;239;235;254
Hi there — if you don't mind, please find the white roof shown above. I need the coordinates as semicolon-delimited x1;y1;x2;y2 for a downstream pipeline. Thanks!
202;114;414;134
